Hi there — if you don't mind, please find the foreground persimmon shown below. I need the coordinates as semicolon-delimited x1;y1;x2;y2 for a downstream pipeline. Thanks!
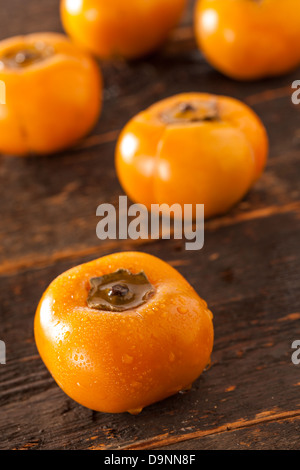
195;0;300;80
34;252;213;414
0;33;102;156
60;0;187;59
116;93;268;218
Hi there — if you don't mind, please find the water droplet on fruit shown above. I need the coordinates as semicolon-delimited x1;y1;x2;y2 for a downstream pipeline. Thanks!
177;307;188;314
122;354;133;364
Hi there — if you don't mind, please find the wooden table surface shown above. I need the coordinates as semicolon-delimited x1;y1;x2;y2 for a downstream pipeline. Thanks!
1;0;300;451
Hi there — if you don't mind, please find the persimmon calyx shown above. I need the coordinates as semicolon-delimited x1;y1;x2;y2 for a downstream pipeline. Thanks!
0;43;54;68
87;269;155;312
160;100;220;124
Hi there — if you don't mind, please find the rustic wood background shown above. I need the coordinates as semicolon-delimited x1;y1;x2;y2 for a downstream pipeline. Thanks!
1;0;300;450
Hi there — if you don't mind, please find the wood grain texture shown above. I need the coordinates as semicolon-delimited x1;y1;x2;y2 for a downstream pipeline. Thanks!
0;0;300;450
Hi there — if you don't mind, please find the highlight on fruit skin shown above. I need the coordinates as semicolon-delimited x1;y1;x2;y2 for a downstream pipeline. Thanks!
194;0;300;80
0;33;102;156
60;0;187;60
34;251;214;414
115;92;269;219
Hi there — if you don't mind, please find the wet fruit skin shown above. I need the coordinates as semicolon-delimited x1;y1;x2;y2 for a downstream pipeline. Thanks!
34;252;214;414
115;93;268;219
195;0;300;80
0;33;102;156
60;0;187;59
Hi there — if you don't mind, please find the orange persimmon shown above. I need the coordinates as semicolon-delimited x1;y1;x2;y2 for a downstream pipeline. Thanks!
195;0;300;80
115;93;268;218
60;0;187;59
0;33;102;156
34;251;214;414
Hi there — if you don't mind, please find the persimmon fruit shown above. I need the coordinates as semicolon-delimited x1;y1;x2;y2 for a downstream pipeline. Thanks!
0;33;102;156
60;0;187;59
34;251;214;414
195;0;300;80
115;92;268;219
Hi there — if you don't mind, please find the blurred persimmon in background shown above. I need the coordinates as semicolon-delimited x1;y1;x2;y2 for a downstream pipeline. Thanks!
61;0;187;60
0;33;102;156
195;0;300;80
116;93;268;219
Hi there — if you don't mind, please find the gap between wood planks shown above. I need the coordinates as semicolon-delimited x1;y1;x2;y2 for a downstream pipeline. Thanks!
0;201;299;277
89;409;300;450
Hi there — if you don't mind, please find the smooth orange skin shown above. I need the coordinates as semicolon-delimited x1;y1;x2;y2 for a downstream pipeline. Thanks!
60;0;187;59
34;252;214;414
195;0;300;80
0;33;102;156
115;93;268;219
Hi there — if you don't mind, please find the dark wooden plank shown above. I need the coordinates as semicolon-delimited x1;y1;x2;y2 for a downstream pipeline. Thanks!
155;416;300;450
0;0;63;41
1;143;299;275
1;0;300;450
0;3;300;272
1;210;300;449
0;82;299;273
